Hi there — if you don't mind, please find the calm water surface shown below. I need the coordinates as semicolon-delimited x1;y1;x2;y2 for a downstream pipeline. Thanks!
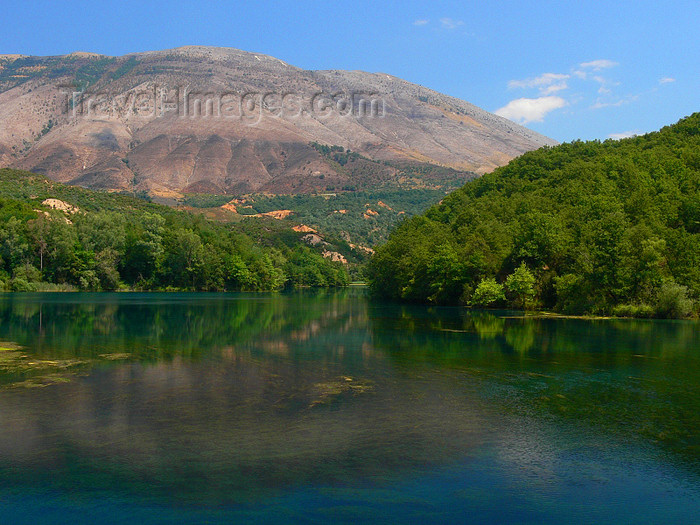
0;291;699;523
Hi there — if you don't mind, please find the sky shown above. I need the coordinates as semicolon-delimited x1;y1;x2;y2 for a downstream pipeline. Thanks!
2;0;699;142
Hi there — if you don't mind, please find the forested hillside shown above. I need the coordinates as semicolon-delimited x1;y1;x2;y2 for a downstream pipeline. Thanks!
173;145;472;253
368;114;700;318
0;169;348;291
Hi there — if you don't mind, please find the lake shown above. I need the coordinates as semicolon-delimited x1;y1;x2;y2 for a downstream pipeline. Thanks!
0;290;699;523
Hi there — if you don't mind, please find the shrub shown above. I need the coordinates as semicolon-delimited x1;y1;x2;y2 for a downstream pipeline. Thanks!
470;278;505;307
612;303;655;318
9;278;37;292
654;280;694;318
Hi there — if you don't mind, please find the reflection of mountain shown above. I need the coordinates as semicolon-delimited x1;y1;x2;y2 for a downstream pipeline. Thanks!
0;292;491;502
0;356;492;502
1;293;699;504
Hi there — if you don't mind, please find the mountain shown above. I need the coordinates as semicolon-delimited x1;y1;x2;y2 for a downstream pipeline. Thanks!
367;113;700;318
0;46;556;196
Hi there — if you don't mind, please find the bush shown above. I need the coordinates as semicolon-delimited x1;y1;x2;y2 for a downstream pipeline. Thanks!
33;282;78;292
78;270;100;291
9;264;42;291
9;278;37;292
470;278;505;307
654;280;694;318
12;263;41;282
612;303;655;318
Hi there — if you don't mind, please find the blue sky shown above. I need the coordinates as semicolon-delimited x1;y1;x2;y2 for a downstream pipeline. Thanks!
2;0;698;142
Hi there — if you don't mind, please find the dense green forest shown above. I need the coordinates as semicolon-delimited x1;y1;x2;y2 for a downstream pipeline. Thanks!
368;113;700;318
0;169;348;291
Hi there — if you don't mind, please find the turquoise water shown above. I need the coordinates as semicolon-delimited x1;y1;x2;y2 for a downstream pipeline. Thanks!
0;291;698;523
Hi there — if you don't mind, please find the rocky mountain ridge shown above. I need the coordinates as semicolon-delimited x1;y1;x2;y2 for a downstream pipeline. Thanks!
0;46;557;196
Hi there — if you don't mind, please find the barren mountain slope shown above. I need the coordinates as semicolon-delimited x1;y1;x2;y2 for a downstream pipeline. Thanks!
0;46;557;195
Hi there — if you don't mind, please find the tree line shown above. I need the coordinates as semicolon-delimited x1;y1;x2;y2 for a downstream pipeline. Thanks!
0;169;348;291
367;113;700;318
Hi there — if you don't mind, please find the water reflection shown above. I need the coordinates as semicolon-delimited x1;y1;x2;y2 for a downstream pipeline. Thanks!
369;304;700;471
0;292;493;503
0;292;699;512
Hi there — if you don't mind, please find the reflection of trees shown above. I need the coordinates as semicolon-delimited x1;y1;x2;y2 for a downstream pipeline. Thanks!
370;305;700;363
0;291;367;362
369;305;700;472
472;312;506;339
1;293;700;501
0;292;492;503
505;321;536;353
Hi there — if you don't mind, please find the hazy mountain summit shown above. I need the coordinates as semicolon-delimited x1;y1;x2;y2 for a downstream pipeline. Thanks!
0;46;557;196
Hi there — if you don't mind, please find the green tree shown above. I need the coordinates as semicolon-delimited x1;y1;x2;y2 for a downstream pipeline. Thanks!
27;215;50;271
0;217;29;270
163;229;203;289
42;218;78;284
470;278;505;307
426;243;466;303
95;248;121;290
76;211;126;253
368;113;700;317
198;243;225;291
654;280;694;318
10;262;42;291
249;253;286;291
121;212;164;285
505;263;536;310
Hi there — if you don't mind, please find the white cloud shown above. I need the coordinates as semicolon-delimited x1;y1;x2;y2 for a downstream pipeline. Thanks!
541;83;568;95
659;77;675;84
508;73;570;92
440;17;464;30
580;59;618;71
495;96;567;124
591;100;621;109
591;94;639;109
413;19;429;26
496;59;646;126
608;130;641;140
590;75;619;95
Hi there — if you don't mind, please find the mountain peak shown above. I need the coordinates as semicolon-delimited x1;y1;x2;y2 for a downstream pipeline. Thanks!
0;47;556;196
